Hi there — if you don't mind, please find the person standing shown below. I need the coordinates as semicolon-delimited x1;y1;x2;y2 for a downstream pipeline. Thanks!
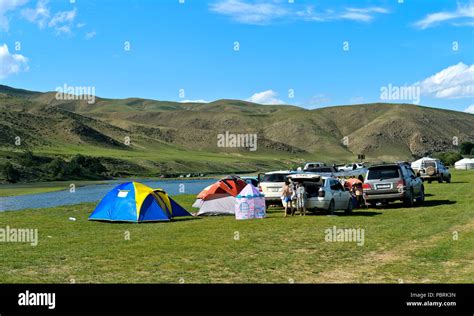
281;180;293;217
295;182;307;216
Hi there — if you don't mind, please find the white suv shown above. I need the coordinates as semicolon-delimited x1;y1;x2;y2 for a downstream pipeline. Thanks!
338;163;365;172
258;171;294;207
303;162;326;171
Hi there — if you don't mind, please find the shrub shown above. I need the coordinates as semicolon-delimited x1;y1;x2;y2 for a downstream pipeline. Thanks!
3;163;21;183
460;142;474;155
435;152;463;166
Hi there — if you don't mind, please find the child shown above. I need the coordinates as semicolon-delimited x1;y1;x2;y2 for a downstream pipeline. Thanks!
354;183;364;208
295;182;306;216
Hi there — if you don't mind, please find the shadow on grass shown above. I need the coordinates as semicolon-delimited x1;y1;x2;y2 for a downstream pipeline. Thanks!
367;199;457;210
90;216;201;224
266;208;382;217
421;200;457;207
424;181;467;184
337;211;383;217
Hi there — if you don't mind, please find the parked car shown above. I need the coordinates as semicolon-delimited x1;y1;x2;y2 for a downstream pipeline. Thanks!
240;176;259;187
258;171;294;207
338;163;365;172
303;162;326;171
287;174;353;214
363;163;425;207
411;158;451;183
304;166;338;173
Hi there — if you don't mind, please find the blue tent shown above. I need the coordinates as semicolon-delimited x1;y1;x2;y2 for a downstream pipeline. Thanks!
89;182;190;222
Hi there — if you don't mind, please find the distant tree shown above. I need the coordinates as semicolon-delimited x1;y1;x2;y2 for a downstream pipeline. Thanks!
3;163;21;183
87;159;107;175
460;142;474;155
66;158;83;177
70;154;107;177
435;152;463;166
471;148;474;156
20;150;35;167
49;158;67;179
70;154;86;166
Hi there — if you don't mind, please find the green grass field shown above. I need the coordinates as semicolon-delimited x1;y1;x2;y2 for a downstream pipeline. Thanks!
0;170;473;283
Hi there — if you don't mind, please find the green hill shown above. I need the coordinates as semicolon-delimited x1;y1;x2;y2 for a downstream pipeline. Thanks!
1;84;473;182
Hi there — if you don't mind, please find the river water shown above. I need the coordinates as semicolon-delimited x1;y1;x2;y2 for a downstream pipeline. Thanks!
0;179;216;212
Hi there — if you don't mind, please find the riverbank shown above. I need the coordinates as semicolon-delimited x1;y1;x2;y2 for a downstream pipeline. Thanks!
0;180;110;197
0;171;473;283
0;176;226;197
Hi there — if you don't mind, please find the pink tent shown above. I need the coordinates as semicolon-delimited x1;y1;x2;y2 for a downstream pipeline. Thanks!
234;184;266;220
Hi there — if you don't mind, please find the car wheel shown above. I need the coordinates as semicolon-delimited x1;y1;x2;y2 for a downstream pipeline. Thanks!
438;176;443;183
446;175;451;183
328;200;335;214
427;180;432;184
345;200;353;214
416;186;425;204
403;189;414;207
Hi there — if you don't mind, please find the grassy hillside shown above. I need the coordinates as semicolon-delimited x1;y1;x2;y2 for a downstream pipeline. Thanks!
0;170;472;283
1;85;473;182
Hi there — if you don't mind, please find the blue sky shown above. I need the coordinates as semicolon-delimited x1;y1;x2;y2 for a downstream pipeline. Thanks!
0;0;473;113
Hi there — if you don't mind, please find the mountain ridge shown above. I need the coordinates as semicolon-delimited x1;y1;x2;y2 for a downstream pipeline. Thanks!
1;85;473;179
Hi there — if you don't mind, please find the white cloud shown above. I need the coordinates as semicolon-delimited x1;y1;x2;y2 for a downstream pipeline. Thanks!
416;62;474;99
21;0;50;29
339;7;389;22
414;2;474;29
350;96;365;104
48;8;76;28
0;0;28;31
210;0;288;24
465;104;474;114
85;31;96;39
247;90;284;105
306;94;330;107
21;1;77;34
0;43;29;79
210;0;389;25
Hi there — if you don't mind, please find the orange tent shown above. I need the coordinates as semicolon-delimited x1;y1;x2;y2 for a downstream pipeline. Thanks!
193;176;247;215
197;176;247;200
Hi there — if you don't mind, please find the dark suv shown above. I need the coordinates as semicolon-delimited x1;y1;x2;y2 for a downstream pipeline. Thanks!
363;163;425;207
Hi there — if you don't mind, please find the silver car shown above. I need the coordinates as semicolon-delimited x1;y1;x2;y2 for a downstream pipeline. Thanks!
287;174;353;214
363;163;425;207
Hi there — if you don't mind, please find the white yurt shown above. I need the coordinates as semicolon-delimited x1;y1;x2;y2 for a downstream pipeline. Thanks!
454;158;474;170
411;157;436;170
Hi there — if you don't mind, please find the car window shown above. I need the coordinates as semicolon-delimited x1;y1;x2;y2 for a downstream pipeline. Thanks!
262;174;289;182
401;166;410;177
367;166;400;180
330;180;344;191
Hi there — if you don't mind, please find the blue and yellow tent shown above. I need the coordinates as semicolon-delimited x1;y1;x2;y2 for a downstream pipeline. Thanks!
89;182;190;222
